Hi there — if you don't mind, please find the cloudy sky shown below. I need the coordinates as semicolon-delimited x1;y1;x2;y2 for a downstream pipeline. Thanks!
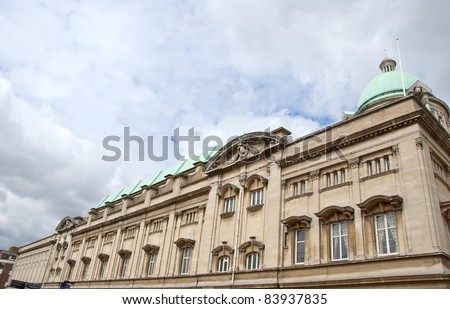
0;0;449;249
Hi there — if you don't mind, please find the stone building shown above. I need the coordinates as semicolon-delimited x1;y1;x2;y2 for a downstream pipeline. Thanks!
10;58;450;288
0;247;18;288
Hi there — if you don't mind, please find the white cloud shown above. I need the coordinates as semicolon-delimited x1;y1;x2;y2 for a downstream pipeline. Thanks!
0;76;119;247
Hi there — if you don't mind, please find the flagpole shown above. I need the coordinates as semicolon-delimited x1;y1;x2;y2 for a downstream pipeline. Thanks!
396;38;406;97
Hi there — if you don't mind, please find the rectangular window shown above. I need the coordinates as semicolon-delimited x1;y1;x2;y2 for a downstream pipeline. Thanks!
340;169;346;183
250;189;263;206
293;182;299;196
82;263;90;279
224;197;235;213
147;253;157;276
99;260;108;279
300;180;306;194
375;158;382;174
331;221;349;261
67;265;74;280
333;171;339;185
295;230;305;264
367;161;373;176
181;248;190;274
120;256;129;278
375;212;399;255
326;174;332;187
384;155;391;171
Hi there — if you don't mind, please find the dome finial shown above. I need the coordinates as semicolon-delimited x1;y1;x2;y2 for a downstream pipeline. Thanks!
379;53;396;73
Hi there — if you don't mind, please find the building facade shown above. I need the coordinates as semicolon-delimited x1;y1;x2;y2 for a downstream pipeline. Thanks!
0;247;18;288
10;58;450;288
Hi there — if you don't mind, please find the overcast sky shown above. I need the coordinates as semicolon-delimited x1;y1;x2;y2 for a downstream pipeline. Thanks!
0;0;449;249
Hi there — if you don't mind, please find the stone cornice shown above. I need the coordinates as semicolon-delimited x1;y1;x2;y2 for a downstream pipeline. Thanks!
278;107;450;168
71;186;211;237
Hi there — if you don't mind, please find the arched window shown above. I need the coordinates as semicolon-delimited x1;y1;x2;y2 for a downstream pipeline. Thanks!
245;176;267;212
217;256;230;272
246;252;259;270
239;237;264;270
218;185;239;218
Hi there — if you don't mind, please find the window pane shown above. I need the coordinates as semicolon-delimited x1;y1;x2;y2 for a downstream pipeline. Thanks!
377;229;387;254
332;223;339;236
181;248;190;274
246;253;259;270
296;230;305;264
376;215;385;229
341;235;348;259
218;256;229;272
332;237;340;260
386;212;396;228
388;228;398;253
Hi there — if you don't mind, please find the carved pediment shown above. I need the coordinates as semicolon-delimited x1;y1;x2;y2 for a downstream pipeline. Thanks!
142;244;160;254
315;206;354;224
174;238;196;249
281;215;312;230
357;195;403;216
55;216;77;233
211;242;235;256
204;131;287;174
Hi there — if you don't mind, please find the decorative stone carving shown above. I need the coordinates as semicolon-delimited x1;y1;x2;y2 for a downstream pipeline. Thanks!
315;206;354;224
348;158;360;169
204;131;287;174
392;145;400;156
357;195;403;216
415;137;423;150
239;173;247;188
310;170;320;180
281;215;312;230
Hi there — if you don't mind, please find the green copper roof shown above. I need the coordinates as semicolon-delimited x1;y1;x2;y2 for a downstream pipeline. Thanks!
95;146;220;208
357;71;420;112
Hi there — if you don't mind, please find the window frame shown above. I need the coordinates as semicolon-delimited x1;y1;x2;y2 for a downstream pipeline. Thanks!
120;256;130;278
295;229;306;264
331;221;349;261
217;256;230;272
375;212;399;256
147;253;157;276
250;188;264;206
224;196;236;213
180;248;191;275
245;252;260;270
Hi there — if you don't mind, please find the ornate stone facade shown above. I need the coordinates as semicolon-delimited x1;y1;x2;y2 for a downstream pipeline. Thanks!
10;62;450;288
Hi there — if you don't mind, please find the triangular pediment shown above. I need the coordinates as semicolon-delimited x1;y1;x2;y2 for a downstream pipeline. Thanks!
204;131;287;174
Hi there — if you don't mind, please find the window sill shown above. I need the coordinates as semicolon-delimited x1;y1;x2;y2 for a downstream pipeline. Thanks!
220;211;235;219
285;191;313;202
361;168;398;182
319;181;352;193
247;204;263;212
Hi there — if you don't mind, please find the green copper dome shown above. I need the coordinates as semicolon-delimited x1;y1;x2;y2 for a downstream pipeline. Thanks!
357;70;420;112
